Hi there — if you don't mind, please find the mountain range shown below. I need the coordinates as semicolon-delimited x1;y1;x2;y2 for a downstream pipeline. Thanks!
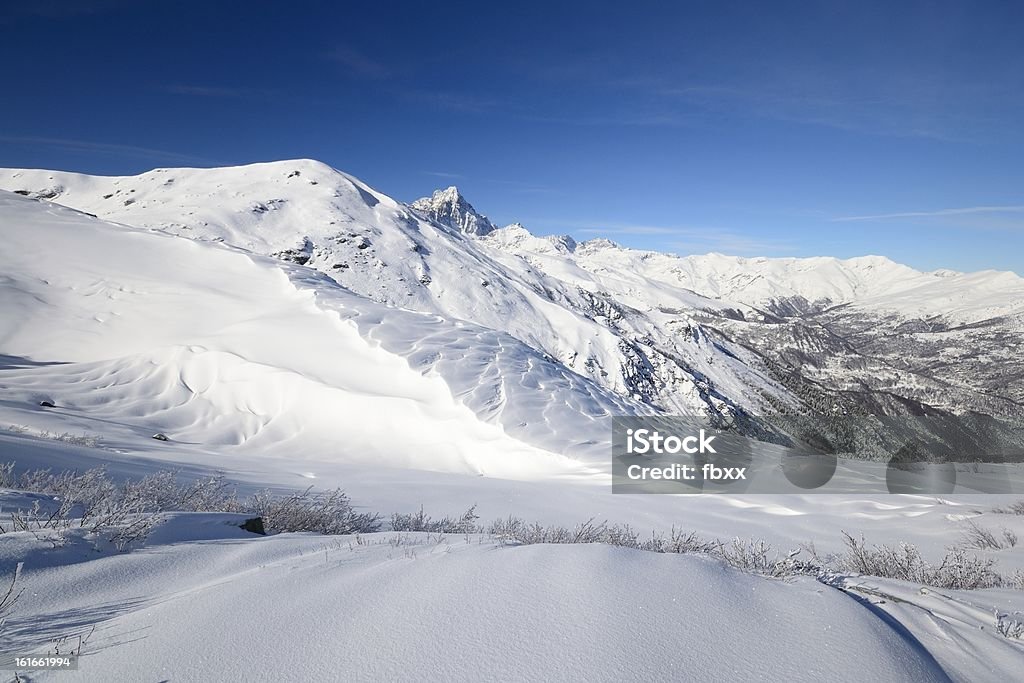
2;159;1022;464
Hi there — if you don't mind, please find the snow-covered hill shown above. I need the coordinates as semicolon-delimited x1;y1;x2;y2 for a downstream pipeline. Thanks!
0;191;655;476
0;162;784;423
3;163;1024;683
2;159;1022;441
0;514;964;682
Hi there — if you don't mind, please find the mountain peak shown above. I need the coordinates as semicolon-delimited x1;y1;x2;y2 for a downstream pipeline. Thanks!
411;186;495;236
437;185;464;200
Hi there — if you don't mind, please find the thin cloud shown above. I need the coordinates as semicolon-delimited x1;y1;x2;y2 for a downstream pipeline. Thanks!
519;111;702;128
422;171;465;179
833;206;1024;222
326;47;391;79
521;52;1017;141
0;135;216;165
5;0;129;18
162;84;270;98
398;89;499;113
482;178;556;195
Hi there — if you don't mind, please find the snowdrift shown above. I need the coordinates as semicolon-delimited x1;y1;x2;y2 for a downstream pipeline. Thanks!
0;191;644;476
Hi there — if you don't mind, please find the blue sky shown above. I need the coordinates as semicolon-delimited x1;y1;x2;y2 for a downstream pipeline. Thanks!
2;0;1023;273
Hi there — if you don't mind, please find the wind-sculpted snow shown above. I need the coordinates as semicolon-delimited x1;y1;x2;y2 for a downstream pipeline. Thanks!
312;288;655;460
0;191;647;476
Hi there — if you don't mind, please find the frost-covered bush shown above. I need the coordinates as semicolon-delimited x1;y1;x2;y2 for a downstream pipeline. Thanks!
7;428;102;448
489;517;715;552
643;527;722;555
993;500;1024;515
0;461;14;488
1;462;380;541
996;613;1024;639
488;517;811;578
489;516;722;555
0;465;162;549
121;471;243;513
840;532;1004;590
250;486;381;535
960;520;1017;550
0;562;22;635
488;517;626;545
719;539;813;578
391;504;479;533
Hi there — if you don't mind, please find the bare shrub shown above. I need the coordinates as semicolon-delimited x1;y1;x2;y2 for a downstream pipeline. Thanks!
2;499;74;534
488;517;621;545
54;432;101;448
122;471;242;513
31;430;101;448
645;527;722;555
251;486;381;535
391;504;480;534
0;461;14;487
960;520;1017;551
488;517;723;557
0;562;23;634
4;462;382;542
719;539;813;578
2;466;165;548
992;500;1024;515
841;531;1003;589
996;613;1024;639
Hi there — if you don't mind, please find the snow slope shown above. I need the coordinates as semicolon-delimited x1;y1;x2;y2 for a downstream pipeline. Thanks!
4;161;1023;436
4;159;1024;448
0;162;790;421
1;181;1023;680
0;191;647;476
0;513;998;683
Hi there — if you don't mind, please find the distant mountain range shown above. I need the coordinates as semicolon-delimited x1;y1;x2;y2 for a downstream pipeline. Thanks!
2;160;1022;463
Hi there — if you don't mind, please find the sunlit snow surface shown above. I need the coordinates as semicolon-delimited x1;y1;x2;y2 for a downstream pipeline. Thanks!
1;185;1024;681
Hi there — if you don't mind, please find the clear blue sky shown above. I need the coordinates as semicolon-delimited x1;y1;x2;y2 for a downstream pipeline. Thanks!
2;1;1022;274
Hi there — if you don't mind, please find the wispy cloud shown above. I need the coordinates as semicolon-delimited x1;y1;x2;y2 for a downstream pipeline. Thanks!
5;0;128;18
397;89;499;113
518;110;702;128
481;178;556;195
640;75;990;141
422;171;465;179
326;46;391;80
0;135;216;165
162;84;271;98
517;51;1020;140
833;206;1024;222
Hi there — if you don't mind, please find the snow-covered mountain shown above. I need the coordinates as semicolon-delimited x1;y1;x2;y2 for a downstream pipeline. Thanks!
410;185;496;236
7;164;1024;683
0;190;658;477
2;160;1023;459
0;161;780;425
